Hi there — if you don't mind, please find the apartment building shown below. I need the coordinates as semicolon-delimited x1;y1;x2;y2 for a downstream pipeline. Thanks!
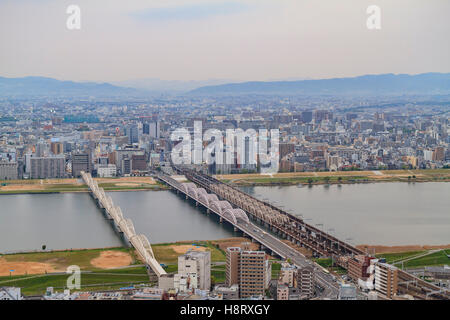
30;156;65;179
225;248;271;298
375;263;399;299
226;247;241;287
297;266;315;299
348;255;373;282
0;161;18;180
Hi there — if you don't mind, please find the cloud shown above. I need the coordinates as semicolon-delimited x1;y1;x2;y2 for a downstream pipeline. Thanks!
131;1;250;21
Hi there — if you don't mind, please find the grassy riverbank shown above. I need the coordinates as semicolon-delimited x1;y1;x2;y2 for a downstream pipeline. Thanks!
216;169;450;186
0;177;169;194
1;169;448;193
0;238;255;295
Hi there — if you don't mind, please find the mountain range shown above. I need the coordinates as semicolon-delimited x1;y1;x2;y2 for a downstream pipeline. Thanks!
0;76;141;98
1;73;449;97
188;73;450;96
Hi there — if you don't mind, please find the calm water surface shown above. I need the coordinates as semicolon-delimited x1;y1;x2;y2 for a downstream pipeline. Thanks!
1;182;448;251
240;182;450;246
0;191;234;252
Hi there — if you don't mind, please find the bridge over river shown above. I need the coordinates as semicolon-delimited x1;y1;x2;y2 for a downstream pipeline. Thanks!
81;172;166;279
157;167;450;300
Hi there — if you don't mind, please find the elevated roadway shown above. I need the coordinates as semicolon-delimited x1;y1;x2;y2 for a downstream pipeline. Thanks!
156;173;340;298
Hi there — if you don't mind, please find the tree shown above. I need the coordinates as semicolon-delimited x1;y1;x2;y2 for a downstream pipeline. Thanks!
42;244;46;250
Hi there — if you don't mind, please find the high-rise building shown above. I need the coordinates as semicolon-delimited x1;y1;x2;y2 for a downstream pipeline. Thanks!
121;157;132;175
375;263;398;299
177;250;211;291
126;125;139;144
240;250;270;298
50;142;63;155
226;247;241;287
0;161;18;180
30;156;65;179
35;142;47;157
72;153;91;177
143;122;150;135
225;248;271;298
148;121;160;139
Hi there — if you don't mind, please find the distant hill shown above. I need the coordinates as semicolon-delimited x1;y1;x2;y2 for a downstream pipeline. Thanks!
189;73;450;96
112;78;235;93
0;76;146;98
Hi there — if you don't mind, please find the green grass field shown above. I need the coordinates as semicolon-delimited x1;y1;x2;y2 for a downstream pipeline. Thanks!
219;168;450;186
375;249;450;268
400;250;450;268
375;250;427;264
0;266;150;296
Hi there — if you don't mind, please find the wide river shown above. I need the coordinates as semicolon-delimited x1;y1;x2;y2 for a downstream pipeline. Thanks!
0;182;448;252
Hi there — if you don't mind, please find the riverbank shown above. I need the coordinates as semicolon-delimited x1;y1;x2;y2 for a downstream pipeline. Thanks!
216;169;450;186
1;169;449;193
2;239;448;295
0;176;169;194
0;238;256;295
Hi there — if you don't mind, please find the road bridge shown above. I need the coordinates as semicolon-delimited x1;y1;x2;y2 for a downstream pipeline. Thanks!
156;172;340;299
81;172;166;279
176;167;363;257
161;167;449;300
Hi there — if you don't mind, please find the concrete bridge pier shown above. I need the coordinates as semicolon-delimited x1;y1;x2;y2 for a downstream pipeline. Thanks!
219;217;223;223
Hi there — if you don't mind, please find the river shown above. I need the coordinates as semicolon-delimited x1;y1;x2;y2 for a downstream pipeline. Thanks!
0;182;448;252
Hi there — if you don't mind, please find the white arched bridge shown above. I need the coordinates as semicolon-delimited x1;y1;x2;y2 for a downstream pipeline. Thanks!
81;171;166;278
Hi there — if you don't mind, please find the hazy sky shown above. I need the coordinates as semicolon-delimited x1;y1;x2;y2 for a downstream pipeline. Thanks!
1;0;449;82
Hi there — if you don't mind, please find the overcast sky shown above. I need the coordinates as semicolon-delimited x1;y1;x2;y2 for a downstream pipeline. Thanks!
1;0;449;82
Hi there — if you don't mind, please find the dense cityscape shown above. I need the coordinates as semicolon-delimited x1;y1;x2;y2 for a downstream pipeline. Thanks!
1;95;449;180
1;1;449;315
0;93;449;301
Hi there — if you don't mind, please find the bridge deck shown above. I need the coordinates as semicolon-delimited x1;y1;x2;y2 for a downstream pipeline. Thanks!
81;172;166;278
